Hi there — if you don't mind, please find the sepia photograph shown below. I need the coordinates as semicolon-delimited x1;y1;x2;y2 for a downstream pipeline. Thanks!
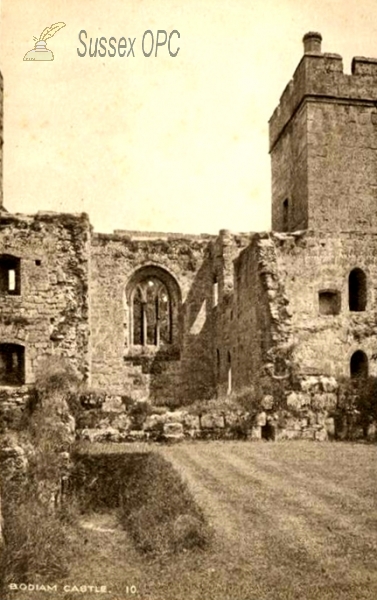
0;1;377;599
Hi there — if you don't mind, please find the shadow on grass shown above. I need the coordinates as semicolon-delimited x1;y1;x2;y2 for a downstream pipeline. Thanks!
71;449;211;557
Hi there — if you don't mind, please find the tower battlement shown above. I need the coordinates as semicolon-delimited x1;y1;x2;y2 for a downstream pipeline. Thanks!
269;34;377;151
270;33;377;234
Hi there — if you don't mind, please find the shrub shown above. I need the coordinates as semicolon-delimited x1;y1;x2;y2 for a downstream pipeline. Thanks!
335;376;377;439
127;400;152;430
34;356;80;396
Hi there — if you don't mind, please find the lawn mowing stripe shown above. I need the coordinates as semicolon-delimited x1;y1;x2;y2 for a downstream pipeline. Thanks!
160;445;329;575
161;443;377;590
210;445;377;570
230;442;376;507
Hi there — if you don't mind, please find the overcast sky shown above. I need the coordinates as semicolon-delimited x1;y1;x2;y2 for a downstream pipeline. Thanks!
1;0;377;234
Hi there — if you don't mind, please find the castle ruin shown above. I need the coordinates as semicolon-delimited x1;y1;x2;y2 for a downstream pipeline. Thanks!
0;33;377;439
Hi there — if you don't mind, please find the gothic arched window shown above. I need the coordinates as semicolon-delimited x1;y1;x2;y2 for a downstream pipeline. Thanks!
132;278;172;346
126;266;181;349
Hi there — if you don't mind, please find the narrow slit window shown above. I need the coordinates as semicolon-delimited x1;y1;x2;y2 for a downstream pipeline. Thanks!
227;351;232;395
8;270;16;292
213;277;219;308
282;199;289;232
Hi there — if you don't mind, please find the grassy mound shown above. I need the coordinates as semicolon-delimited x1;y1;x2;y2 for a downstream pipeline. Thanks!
119;452;210;555
72;449;210;556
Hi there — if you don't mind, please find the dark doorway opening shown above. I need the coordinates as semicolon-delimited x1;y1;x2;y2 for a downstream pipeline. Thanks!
0;344;25;385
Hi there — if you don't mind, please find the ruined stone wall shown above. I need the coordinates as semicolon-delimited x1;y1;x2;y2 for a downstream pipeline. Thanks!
273;230;377;378
0;212;91;385
211;231;251;396
225;234;293;394
231;239;271;390
90;231;217;402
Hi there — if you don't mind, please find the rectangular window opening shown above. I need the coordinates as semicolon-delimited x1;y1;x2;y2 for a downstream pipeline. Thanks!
319;290;341;315
0;256;21;295
0;344;25;386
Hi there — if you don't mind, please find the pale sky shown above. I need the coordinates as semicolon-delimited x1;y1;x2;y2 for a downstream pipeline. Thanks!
1;0;377;234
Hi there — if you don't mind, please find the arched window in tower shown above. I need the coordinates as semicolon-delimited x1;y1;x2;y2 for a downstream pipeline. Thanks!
350;350;368;379
131;277;172;347
349;268;367;312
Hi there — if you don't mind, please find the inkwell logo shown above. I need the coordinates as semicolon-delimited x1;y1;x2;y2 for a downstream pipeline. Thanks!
23;22;66;61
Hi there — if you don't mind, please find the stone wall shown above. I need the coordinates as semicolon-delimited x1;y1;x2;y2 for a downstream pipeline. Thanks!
212;231;251;397
307;101;377;232
212;233;293;396
74;377;346;444
0;212;91;384
0;387;31;433
270;103;309;232
90;231;217;402
274;230;377;378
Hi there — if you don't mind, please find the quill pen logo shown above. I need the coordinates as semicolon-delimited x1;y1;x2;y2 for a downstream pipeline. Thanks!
23;22;66;61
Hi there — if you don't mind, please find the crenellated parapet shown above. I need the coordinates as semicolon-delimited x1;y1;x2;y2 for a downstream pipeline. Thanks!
269;33;377;151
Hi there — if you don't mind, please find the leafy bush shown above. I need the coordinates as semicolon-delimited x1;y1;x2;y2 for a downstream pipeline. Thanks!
335;376;377;439
34;356;80;396
127;400;152;430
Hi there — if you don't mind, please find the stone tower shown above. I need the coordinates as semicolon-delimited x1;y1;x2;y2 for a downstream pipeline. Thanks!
0;71;3;208
269;32;377;233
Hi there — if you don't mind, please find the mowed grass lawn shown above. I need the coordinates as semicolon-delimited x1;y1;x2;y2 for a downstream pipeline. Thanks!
39;441;376;600
157;441;377;600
